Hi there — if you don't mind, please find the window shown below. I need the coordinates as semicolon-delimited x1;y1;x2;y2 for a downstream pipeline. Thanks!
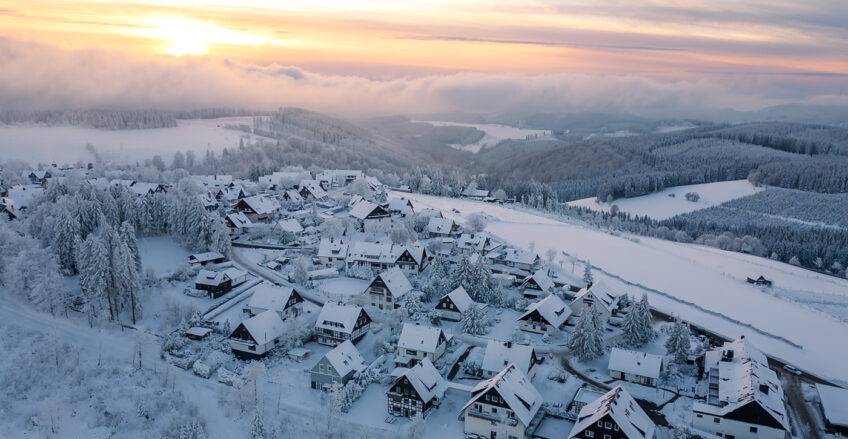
613;425;619;431
492;408;497;414
584;432;594;438
604;422;612;429
248;345;256;351
603;435;611;439
597;421;603;428
714;417;721;423
696;414;703;418
750;427;758;433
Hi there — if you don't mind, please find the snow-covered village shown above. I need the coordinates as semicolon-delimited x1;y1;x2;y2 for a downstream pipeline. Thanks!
3;2;848;438
1;154;847;439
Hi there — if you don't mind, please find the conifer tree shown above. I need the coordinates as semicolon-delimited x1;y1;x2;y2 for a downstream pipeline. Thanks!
568;306;604;361
665;318;691;364
582;260;594;285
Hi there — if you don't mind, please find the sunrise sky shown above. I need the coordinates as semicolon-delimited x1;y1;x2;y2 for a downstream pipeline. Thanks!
1;0;846;116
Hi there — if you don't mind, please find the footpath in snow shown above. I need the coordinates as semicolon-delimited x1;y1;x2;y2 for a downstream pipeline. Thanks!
400;192;848;385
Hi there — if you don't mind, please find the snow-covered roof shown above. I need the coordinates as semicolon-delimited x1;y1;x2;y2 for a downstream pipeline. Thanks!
573;279;620;312
418;208;443;218
346;242;425;266
195;269;226;286
374;267;413;298
129;182;163;196
221;267;247;281
194;174;233;188
188;251;225;264
6;184;44;209
608;348;663;379
275;218;304;234
348;200;386;220
324;340;366;377
227;212;254;229
200;192;218;208
221;185;246;201
457;233;490;251
316;303;366;333
240;195;280;215
817;384;848;428
463;364;542;426
569;386;656;439
238;310;285;345
426;217;456;234
248;283;300;314
87;177;110;191
283;189;303;202
523;270;554;291
519;294;571;327
441;286;474;314
398;323;445;354
501;248;539;265
299;180;328;199
695;338;788;430
482;340;536;376
396;358;447;402
387;197;413;214
462;188;490;198
318;238;348;259
573;387;606;405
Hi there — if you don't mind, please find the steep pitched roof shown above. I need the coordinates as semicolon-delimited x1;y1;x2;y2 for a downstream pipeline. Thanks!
348;200;387;220
441;286;474;314
396;358;447;402
248;283;300;313
240;195;280;215
482;340;536;376
398;323;445;354
570;386;655;439
523;270;554;291
324;340;367;377
463;364;543;426
608;348;663;379
316;303;367;333
318;238;348;259
226;212;253;229
426;217;456;234
275;218;304;234
519;294;571;327
238;310;286;345
573;279;620;313
195;269;226;287
374;267;413;298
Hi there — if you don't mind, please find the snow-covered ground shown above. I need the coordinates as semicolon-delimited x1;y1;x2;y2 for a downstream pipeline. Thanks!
567;179;763;220
399;191;848;385
138;236;191;276
0;117;271;165
413;120;551;153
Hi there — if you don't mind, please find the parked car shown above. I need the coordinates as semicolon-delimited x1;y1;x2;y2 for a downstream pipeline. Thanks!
783;364;802;376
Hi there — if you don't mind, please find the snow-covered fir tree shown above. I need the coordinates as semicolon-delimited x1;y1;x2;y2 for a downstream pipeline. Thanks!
460;303;489;335
665;318;692;364
250;409;266;439
622;293;654;346
582;260;594;285
568;306;604;361
54;210;81;273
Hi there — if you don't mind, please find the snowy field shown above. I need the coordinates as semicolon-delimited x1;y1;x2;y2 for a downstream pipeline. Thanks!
399;191;848;385
138;236;191;276
567;179;763;220
0;117;271;165
413;120;551;153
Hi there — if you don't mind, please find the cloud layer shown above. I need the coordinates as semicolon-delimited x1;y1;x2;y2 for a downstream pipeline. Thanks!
0;37;845;119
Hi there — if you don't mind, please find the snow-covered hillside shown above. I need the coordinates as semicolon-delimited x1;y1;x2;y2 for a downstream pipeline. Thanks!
0;117;270;164
400;192;848;385
567;179;763;220
413;120;551;153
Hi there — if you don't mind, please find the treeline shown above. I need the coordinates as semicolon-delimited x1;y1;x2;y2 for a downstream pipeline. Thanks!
707;122;848;156
748;156;848;193
0;109;178;130
722;188;848;228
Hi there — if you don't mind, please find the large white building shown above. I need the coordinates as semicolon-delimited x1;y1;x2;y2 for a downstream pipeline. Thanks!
692;337;789;439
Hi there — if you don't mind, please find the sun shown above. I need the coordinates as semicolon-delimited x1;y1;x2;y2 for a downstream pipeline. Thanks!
134;17;268;56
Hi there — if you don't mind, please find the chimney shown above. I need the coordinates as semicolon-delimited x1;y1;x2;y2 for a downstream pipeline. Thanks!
506;340;512;348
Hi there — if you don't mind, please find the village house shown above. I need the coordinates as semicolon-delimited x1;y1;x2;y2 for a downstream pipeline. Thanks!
345;242;429;275
693;337;789;439
570;279;621;326
386;358;447;418
608;348;663;387
220;185;247;203
348;200;391;230
462;364;543;439
309;340;367;390
488;247;540;275
317;169;363;187
481;340;539;379
235;195;280;222
273;218;304;238
199;192;219;211
519;269;555;299
461;188;491;200
298;180;328;200
225;212;254;235
816;384;848;435
258;171;301;190
5;184;45;212
361;267;413;310
314;303;372;346
188;251;226;266
434;286;484;322
426;217;460;238
1;198;18;220
244;283;305;320
282;189;303;204
568;385;656;439
396;323;448;367
518;294;571;335
386;197;414;217
21;169;52;185
193;174;233;190
228;310;286;359
194;267;248;298
317;238;349;266
457;233;496;254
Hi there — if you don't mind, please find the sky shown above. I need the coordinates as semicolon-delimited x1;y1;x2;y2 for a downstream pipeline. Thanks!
0;0;846;117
